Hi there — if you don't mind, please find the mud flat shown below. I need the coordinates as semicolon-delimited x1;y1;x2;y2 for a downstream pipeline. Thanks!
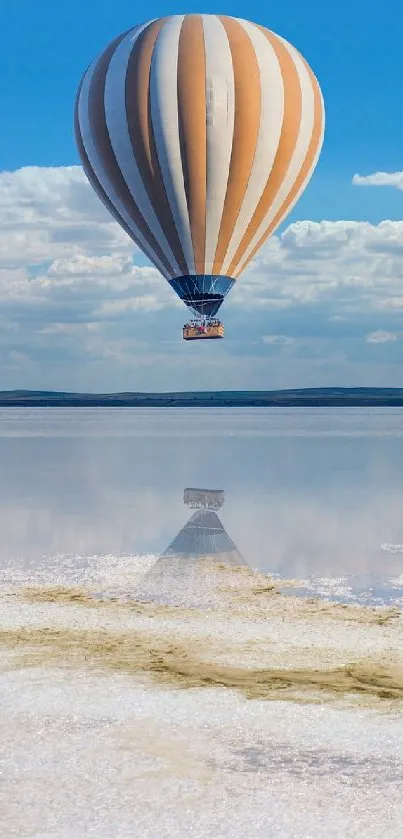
1;561;402;706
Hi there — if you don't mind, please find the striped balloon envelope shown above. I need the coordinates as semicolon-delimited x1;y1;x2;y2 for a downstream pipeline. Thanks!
75;14;325;334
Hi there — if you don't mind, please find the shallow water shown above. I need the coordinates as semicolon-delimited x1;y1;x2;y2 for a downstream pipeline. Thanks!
1;408;403;838
1;407;403;605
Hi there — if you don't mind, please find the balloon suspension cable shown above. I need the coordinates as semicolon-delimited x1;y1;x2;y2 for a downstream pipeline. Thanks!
185;301;223;327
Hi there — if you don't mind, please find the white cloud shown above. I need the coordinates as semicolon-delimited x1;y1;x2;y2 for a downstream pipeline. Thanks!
0;165;132;269
366;330;398;344
47;255;133;277
1;165;403;390
235;219;403;313
353;171;403;190
95;295;168;316
261;335;295;346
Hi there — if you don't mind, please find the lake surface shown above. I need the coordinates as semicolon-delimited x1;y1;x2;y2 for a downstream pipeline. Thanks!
1;407;403;605
1;408;403;839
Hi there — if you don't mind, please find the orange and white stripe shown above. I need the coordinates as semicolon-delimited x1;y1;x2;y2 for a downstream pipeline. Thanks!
75;14;325;281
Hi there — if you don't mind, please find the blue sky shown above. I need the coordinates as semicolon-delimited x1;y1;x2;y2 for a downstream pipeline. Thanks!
2;0;403;220
0;1;403;391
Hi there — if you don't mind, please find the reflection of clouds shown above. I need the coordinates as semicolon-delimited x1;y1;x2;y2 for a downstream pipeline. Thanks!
2;478;403;582
0;494;179;564
0;441;185;565
1;410;403;588
226;492;403;578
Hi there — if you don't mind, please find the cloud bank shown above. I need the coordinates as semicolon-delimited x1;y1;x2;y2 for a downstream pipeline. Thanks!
0;165;402;391
353;172;403;190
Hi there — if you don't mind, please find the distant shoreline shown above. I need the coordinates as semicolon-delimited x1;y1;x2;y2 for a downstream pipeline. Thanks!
1;388;403;407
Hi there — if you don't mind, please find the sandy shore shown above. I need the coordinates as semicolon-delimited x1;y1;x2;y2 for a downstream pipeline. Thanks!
1;559;403;838
1;559;403;704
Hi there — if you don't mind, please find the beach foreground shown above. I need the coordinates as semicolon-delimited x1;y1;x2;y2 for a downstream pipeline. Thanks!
1;556;403;838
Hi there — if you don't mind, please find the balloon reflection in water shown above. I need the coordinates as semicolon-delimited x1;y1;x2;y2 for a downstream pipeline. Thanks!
137;488;247;603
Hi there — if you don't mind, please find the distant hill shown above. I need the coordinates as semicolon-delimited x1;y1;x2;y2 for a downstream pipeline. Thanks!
1;388;403;407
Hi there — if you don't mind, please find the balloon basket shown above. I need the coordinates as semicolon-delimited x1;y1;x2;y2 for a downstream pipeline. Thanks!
183;488;225;509
182;320;224;340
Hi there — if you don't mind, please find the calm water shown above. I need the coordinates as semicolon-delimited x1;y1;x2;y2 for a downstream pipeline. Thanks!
1;407;403;605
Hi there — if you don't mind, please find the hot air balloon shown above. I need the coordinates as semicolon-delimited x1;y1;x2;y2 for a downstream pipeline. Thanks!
75;14;325;340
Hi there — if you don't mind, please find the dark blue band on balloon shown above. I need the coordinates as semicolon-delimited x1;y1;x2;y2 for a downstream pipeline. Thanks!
169;274;235;317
